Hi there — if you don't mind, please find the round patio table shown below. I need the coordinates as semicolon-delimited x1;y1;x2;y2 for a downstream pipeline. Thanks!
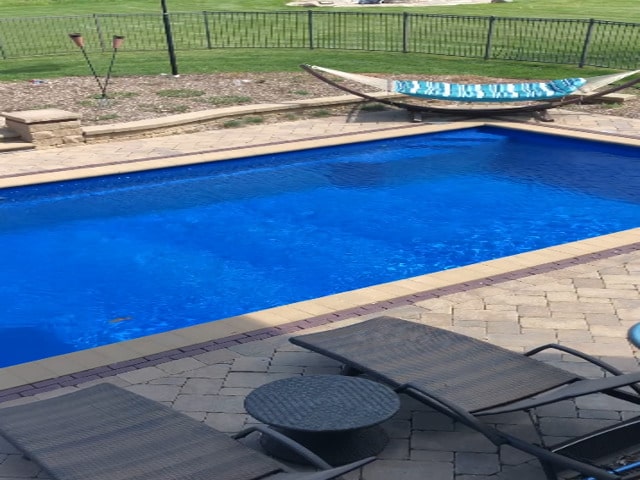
244;375;400;466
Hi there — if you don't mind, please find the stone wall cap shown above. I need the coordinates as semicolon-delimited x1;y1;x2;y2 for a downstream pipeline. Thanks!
1;109;80;124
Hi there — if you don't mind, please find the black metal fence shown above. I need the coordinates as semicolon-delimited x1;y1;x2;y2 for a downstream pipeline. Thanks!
0;11;638;69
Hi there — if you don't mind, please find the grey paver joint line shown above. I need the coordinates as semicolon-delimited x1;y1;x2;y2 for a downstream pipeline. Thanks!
1;241;639;402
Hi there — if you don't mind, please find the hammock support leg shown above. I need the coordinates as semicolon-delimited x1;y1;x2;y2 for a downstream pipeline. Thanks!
533;110;554;122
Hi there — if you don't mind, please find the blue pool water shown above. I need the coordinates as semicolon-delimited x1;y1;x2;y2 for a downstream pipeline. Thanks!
1;126;639;367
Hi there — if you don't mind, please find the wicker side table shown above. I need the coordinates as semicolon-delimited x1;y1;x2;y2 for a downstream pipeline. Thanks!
244;375;400;466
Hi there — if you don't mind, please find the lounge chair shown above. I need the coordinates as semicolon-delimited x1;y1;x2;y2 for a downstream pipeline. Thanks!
290;316;640;480
0;383;374;480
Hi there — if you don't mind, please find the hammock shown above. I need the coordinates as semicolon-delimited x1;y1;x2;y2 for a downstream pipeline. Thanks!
303;64;640;102
301;64;640;121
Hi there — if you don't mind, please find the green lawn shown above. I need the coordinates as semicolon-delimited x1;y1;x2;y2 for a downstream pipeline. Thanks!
0;0;637;82
0;0;638;22
0;49;611;82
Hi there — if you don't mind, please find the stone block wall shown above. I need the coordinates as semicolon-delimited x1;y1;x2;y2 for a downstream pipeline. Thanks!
2;109;83;148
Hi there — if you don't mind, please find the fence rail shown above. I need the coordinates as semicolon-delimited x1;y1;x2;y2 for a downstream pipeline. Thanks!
0;11;638;69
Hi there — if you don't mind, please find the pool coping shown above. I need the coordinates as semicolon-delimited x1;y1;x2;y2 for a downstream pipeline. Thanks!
1;120;639;399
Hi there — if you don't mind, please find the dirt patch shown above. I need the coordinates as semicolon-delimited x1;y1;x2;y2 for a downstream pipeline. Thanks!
0;71;638;127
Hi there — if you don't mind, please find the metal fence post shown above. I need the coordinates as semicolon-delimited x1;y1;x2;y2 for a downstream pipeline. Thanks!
203;11;212;49
93;14;106;52
484;16;496;60
160;0;179;76
579;18;596;68
402;12;409;53
308;10;314;49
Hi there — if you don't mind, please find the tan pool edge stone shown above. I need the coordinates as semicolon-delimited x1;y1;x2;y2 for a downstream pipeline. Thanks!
0;227;638;390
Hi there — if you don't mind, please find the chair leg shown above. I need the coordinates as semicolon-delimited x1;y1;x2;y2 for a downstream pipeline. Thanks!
341;365;363;376
540;460;560;480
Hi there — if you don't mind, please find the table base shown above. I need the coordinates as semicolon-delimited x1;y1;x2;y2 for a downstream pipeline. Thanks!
260;425;389;466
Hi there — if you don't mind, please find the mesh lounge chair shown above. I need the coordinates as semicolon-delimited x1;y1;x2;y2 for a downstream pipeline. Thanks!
0;383;374;480
290;316;640;480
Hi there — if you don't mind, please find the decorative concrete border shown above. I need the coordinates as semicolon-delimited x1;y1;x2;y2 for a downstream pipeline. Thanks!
1;241;637;403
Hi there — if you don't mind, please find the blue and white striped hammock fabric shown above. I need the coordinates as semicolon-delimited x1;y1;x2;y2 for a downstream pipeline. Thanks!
393;77;588;102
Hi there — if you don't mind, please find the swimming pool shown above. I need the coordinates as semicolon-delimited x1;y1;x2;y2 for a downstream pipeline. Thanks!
1;125;639;367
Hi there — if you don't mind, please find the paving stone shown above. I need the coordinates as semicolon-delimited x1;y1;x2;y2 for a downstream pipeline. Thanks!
270;350;337;366
180;378;224;395
549;301;615;314
223;372;293;388
546;291;578;301
204;412;248;433
556;330;594;343
574;394;640;412
230;356;271;372
577;409;622;420
453;310;518;322
411;430;497;453
413;411;455;431
378;438;410;459
173;392;244;413
455;452;500;475
538;416;618;437
573;278;605;288
494;462;546;480
534;400;576;417
409;450;453;462
156;357;207;374
384;418;412;439
117;366;168;384
184;363;231;379
498;444;537;466
487;331;557;348
267;364;305;374
218;387;254;396
192;348;238;365
125;383;181;403
578;287;639;299
363;459;453;480
517;305;552;317
520;317;587;329
229;337;289;356
486;321;520;334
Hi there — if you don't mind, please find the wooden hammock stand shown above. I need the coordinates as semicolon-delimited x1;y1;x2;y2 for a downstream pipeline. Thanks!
300;64;640;123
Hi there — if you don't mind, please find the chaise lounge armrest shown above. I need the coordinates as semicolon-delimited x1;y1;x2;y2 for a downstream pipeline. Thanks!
478;371;640;415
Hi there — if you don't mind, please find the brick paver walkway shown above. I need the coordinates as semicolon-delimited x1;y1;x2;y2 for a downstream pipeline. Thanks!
0;106;639;480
